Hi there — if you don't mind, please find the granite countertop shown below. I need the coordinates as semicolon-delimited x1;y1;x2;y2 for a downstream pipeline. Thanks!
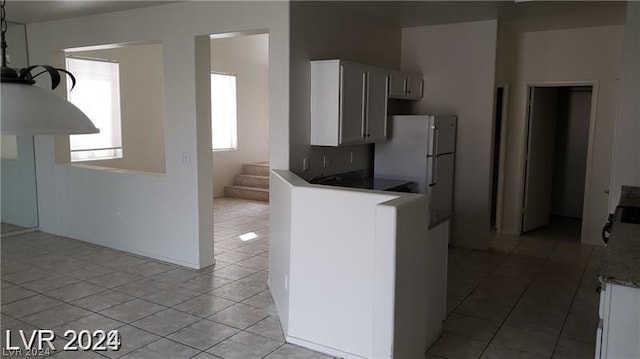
619;185;640;207
599;186;640;288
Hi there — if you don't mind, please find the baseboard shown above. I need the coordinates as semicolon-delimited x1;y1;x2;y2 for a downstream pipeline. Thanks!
285;335;376;359
1;227;39;238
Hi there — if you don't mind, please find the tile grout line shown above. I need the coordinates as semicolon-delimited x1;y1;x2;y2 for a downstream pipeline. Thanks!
473;236;557;358
548;245;595;357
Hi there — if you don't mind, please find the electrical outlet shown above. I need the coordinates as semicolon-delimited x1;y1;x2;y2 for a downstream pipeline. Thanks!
323;156;330;168
181;152;191;165
116;212;123;224
302;157;309;171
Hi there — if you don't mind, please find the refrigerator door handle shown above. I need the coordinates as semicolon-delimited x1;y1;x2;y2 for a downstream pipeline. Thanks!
429;156;438;187
432;126;440;156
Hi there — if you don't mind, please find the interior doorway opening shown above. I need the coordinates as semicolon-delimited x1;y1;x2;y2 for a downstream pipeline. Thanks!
521;85;594;237
208;31;271;264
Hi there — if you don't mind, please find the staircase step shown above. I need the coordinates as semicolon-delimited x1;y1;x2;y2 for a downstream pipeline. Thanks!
235;174;269;189
243;163;270;176
224;185;269;202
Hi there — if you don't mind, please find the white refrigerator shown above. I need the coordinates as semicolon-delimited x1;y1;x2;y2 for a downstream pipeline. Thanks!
374;115;457;215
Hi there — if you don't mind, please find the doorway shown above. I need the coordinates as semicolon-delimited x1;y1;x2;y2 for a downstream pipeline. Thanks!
521;85;594;236
208;31;271;265
210;32;270;201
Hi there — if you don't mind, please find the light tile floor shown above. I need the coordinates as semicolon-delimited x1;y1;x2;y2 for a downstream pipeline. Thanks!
429;217;601;359
2;199;600;359
1;198;331;359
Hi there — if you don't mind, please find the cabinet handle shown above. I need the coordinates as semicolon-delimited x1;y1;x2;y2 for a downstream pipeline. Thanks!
339;65;345;143
362;72;367;139
384;76;389;137
432;127;440;156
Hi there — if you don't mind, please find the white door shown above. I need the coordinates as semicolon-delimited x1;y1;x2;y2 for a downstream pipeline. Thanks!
405;74;423;100
388;71;406;98
428;154;455;214
366;69;388;142
339;62;367;145
429;116;457;156
522;87;559;232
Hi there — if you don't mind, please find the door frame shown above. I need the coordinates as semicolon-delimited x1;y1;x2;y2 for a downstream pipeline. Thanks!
519;80;599;242
492;84;510;232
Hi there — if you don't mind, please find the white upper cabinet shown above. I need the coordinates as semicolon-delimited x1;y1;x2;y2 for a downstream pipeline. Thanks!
366;68;389;142
311;60;388;147
388;71;423;100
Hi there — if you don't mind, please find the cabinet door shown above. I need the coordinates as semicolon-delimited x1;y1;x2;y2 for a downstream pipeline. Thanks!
339;62;367;145
388;71;406;98
405;74;423;100
366;69;388;142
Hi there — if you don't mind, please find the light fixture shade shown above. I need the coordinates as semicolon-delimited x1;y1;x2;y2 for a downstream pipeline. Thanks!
1;82;99;135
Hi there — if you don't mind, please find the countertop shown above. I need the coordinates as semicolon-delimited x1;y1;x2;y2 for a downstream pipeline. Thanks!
341;177;413;191
599;186;640;288
312;172;413;192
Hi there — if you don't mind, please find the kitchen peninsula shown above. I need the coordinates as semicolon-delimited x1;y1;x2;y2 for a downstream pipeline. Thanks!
269;170;448;359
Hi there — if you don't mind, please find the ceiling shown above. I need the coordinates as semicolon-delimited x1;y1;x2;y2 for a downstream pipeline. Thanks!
5;1;178;24
332;1;627;30
5;0;627;30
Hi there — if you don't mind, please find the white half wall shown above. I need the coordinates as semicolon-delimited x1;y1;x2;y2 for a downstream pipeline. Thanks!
27;1;289;268
211;34;269;197
498;25;624;244
270;170;441;359
401;20;498;249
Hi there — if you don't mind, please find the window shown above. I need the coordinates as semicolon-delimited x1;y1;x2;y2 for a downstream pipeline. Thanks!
211;72;237;151
66;57;122;162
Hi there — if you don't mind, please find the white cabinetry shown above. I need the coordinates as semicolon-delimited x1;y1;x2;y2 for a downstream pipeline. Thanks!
388;71;423;100
311;60;388;147
597;282;640;359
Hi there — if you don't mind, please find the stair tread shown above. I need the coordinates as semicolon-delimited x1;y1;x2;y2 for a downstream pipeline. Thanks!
225;185;269;192
236;174;269;179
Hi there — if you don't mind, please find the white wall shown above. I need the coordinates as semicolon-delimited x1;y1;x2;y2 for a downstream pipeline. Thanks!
65;44;166;174
401;20;498;249
498;25;624;244
610;2;640;208
289;1;401;180
551;88;592;218
268;170;295;335
211;34;269;197
27;1;289;268
1;23;38;229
